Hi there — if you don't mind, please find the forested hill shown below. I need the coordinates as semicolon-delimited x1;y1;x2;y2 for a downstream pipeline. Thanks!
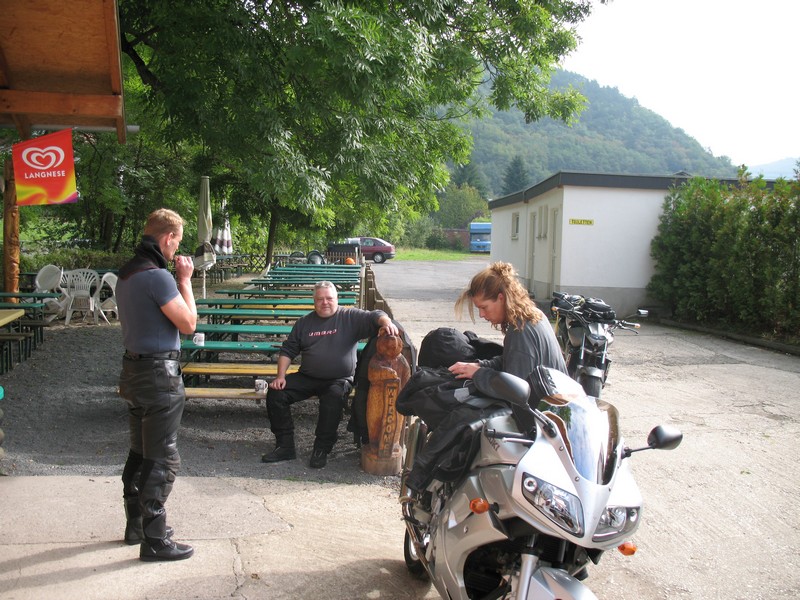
468;70;738;198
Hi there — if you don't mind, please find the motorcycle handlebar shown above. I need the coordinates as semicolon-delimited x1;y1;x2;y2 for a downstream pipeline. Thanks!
552;306;643;333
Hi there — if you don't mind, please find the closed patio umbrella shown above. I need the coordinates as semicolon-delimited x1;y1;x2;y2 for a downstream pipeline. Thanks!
210;199;233;255
196;176;215;297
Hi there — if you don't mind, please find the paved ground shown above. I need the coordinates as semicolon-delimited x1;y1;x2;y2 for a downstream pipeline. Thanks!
1;257;799;599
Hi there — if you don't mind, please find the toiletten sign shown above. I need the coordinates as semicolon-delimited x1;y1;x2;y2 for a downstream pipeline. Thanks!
12;129;78;206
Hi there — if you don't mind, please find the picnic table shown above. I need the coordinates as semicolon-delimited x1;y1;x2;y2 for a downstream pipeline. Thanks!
194;322;294;341
198;307;310;324
0;309;24;327
250;278;361;289
195;297;355;308
0;301;46;346
0;308;30;372
0;291;62;301
215;288;358;299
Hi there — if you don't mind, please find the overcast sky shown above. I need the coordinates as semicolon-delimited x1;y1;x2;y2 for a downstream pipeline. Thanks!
560;0;798;167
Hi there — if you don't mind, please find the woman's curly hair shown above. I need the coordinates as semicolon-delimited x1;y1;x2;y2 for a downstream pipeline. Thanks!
455;261;543;333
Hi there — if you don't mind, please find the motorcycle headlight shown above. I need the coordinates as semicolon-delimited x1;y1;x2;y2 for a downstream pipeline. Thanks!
521;473;584;537
592;506;640;542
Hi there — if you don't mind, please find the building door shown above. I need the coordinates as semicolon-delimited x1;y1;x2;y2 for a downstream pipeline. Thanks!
527;212;537;295
548;208;560;298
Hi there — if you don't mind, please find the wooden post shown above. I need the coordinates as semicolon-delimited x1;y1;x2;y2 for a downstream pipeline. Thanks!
361;335;411;475
3;160;21;294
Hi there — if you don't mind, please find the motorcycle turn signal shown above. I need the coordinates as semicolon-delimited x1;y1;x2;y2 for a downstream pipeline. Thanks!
469;498;499;515
618;541;638;556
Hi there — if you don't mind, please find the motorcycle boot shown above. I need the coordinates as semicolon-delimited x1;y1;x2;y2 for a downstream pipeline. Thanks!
138;457;192;562
122;450;173;545
122;450;144;545
261;434;296;463
140;511;193;562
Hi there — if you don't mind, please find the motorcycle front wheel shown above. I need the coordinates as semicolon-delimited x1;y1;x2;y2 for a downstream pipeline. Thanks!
404;529;428;580
580;375;603;398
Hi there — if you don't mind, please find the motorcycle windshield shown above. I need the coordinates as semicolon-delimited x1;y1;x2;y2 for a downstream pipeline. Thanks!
536;394;621;485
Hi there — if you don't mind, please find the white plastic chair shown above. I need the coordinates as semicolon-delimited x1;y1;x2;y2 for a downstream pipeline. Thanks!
93;272;118;324
34;264;67;322
61;269;99;325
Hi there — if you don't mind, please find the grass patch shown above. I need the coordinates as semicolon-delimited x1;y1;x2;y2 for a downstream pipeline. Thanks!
395;247;480;261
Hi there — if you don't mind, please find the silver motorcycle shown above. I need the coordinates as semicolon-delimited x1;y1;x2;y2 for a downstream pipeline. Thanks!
551;292;647;398
400;367;682;600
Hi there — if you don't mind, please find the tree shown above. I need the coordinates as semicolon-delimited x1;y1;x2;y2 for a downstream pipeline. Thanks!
501;155;530;195
452;161;489;200
117;0;592;258
434;184;488;229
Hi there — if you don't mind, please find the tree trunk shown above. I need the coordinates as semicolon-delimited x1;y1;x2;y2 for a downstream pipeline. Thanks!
265;201;280;266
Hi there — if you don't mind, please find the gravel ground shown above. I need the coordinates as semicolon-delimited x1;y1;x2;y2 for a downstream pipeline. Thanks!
0;274;406;486
0;260;497;484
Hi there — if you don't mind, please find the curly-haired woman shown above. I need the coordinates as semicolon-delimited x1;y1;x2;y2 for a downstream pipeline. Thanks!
449;261;566;384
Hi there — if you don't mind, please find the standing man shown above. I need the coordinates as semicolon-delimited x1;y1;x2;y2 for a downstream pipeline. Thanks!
117;208;197;562
262;280;398;468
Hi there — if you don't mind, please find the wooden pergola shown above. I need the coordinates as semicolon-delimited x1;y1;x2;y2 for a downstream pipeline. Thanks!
0;0;127;292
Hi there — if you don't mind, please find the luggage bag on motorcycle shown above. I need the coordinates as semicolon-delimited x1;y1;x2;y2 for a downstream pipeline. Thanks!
417;327;502;368
583;297;616;321
396;366;495;430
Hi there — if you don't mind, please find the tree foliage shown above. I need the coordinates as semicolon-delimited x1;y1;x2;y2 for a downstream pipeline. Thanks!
648;170;800;338
469;71;738;197
502;155;530;195
433;184;488;229
116;0;593;256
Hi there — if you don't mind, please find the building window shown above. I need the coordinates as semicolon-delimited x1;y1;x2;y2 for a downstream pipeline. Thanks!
538;205;548;238
511;212;520;240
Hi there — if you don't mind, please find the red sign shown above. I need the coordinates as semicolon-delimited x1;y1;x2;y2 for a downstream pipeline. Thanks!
12;129;78;206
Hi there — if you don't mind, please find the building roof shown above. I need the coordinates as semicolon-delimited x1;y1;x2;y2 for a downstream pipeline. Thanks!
489;171;746;209
0;0;127;143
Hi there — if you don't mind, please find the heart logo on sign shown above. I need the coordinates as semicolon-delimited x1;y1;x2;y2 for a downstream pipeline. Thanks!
21;146;65;170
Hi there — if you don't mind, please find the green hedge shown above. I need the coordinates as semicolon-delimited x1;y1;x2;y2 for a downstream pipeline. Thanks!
649;173;800;339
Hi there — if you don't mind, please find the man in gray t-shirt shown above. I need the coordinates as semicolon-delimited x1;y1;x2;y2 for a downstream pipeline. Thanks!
262;281;398;468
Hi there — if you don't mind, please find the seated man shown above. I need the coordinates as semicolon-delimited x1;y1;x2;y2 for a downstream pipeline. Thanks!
262;280;398;468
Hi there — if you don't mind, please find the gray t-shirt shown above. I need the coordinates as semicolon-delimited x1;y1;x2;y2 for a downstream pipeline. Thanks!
117;268;180;353
280;307;386;381
474;317;567;386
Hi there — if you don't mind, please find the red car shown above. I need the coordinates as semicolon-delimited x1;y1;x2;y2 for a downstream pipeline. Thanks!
346;237;396;263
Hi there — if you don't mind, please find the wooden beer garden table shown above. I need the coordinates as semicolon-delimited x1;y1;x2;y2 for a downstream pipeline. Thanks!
215;288;358;299
194;322;293;342
197;307;310;324
195;297;355;308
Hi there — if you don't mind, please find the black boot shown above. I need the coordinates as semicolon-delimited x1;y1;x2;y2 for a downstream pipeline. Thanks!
123;452;173;545
261;435;296;463
138;458;190;562
122;450;145;545
124;497;144;545
139;513;193;562
124;498;174;545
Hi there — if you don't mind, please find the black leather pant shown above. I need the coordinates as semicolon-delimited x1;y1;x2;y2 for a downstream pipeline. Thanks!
266;372;352;452
119;356;184;539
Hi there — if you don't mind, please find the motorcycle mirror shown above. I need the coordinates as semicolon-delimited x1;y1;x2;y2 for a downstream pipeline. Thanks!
473;371;531;407
647;425;683;450
623;425;683;457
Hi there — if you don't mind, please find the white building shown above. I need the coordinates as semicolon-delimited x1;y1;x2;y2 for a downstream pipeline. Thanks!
488;171;718;316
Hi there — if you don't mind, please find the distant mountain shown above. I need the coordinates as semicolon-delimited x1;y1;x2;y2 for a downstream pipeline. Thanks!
749;157;797;180
466;71;738;198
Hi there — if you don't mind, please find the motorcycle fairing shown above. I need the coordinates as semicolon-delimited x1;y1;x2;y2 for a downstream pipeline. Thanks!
525;566;600;600
429;468;515;600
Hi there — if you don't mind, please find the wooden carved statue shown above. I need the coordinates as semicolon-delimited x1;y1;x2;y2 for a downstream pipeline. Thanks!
361;334;411;475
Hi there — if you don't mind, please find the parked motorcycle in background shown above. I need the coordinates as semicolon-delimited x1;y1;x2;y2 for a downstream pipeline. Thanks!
550;292;648;398
399;367;682;600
